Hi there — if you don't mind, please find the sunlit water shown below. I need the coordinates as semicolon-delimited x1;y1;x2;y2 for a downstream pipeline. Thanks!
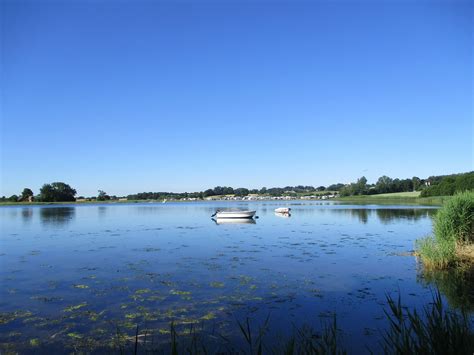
0;201;459;353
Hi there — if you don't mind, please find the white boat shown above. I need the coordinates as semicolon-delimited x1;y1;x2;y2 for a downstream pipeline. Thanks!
275;207;291;214
212;210;256;219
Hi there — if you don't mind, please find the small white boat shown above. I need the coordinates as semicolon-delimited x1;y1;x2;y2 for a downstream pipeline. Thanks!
275;207;291;214
212;210;256;219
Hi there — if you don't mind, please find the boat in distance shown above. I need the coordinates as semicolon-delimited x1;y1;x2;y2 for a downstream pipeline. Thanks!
212;210;256;219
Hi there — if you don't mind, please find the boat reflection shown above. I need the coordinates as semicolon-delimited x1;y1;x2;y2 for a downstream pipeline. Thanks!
212;218;256;225
274;212;291;218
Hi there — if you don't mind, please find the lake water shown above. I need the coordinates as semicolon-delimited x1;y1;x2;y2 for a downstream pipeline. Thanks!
0;201;466;353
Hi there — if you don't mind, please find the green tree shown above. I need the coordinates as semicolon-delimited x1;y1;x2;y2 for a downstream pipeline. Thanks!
21;188;34;201
355;176;368;195
97;190;110;201
234;188;249;197
412;176;421;191
40;182;77;202
203;189;215;197
8;194;19;202
376;176;393;194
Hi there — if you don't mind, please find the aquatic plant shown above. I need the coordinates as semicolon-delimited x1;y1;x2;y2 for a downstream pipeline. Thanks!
380;290;474;355
416;191;474;269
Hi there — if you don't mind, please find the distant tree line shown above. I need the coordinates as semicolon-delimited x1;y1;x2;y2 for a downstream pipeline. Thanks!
0;182;77;203
339;172;473;197
1;172;472;203
126;185;344;200
420;172;474;197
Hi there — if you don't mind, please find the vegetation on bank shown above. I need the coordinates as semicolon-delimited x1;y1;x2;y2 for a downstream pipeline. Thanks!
420;172;474;197
416;191;474;269
339;171;473;197
1;171;471;204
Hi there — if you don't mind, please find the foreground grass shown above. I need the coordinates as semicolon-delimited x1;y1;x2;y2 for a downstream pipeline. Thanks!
125;292;474;354
416;191;474;269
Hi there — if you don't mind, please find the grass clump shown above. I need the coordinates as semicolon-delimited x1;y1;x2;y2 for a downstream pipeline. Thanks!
381;291;474;354
416;191;474;269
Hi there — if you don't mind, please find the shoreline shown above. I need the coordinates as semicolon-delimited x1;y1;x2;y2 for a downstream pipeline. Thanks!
0;195;447;207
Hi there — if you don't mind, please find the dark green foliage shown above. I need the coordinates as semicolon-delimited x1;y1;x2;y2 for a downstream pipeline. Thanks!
8;194;19;202
327;183;345;191
39;182;76;202
420;172;474;197
20;188;33;201
97;190;110;201
234;188;250;197
433;191;474;244
416;191;474;269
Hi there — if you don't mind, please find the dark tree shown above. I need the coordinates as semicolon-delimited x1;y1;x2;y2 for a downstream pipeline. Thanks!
40;182;77;202
203;189;215;197
21;188;34;201
97;190;110;201
234;188;249;197
8;194;19;202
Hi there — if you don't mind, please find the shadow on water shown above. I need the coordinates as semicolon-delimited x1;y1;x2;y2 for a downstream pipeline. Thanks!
418;266;474;312
40;207;76;226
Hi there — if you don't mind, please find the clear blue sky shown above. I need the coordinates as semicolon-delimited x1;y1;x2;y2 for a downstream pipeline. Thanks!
1;0;473;197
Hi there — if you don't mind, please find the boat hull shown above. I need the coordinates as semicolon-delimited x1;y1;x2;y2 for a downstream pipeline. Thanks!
215;210;256;219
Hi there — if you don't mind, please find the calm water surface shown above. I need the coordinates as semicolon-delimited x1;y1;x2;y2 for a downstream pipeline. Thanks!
0;201;458;352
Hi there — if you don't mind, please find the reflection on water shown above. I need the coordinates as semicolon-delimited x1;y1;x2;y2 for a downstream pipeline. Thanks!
376;208;436;224
21;208;33;224
419;266;474;312
328;208;436;224
40;207;75;226
98;206;107;218
213;218;256;225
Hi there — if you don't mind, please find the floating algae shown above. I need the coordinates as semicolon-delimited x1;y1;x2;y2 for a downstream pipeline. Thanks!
63;303;87;312
200;312;215;321
29;338;40;346
0;310;33;325
170;289;192;300
67;332;83;339
210;282;225;288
